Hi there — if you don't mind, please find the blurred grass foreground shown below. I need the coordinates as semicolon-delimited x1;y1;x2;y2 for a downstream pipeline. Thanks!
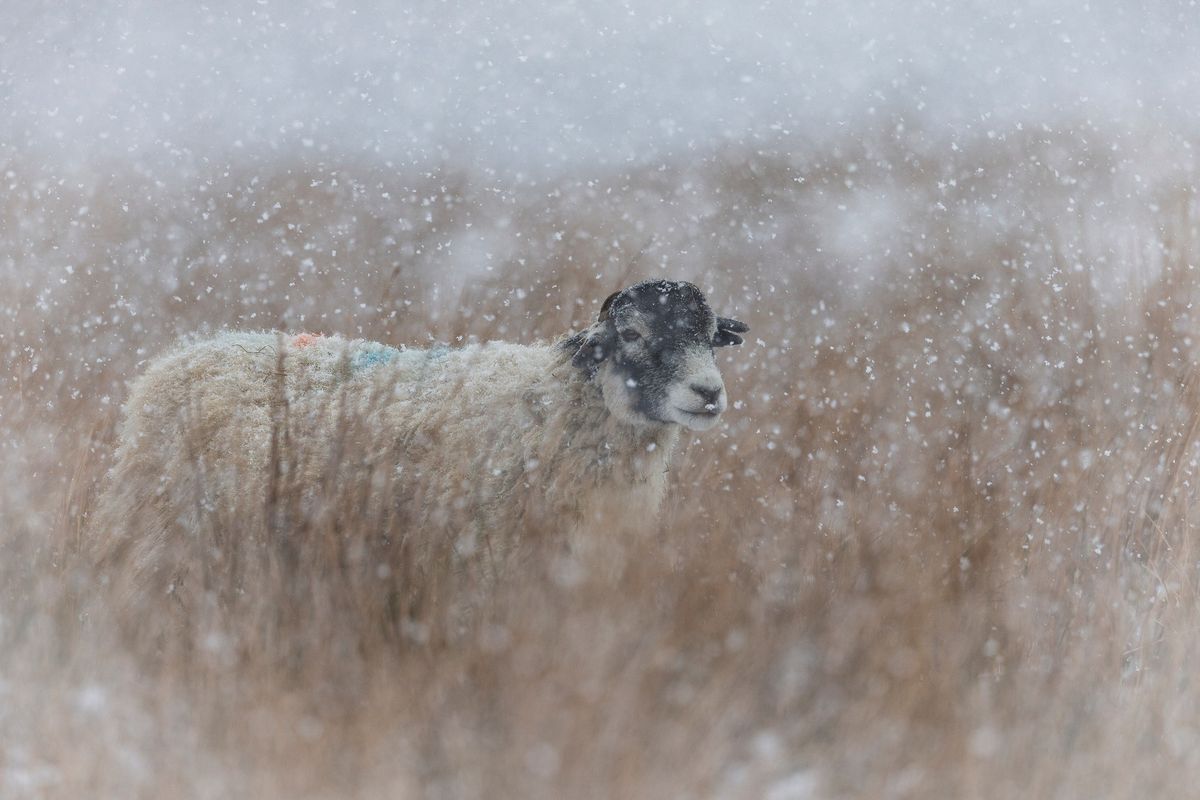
4;124;1200;798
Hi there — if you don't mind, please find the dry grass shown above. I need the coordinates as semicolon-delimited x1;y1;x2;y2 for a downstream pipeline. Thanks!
4;124;1200;798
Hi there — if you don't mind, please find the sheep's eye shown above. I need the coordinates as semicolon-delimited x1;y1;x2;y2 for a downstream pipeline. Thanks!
620;329;642;343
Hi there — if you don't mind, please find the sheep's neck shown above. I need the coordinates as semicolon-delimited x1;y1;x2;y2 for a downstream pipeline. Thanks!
544;361;679;494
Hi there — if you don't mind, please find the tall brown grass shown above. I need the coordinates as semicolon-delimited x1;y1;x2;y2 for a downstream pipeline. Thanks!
3;125;1200;798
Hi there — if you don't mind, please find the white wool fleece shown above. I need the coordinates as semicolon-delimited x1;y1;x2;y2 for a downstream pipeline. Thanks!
90;331;680;599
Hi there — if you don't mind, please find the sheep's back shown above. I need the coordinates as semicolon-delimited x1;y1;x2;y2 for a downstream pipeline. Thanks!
101;332;562;546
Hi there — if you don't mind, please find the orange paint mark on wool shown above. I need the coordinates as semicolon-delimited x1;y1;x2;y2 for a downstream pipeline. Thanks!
292;333;321;348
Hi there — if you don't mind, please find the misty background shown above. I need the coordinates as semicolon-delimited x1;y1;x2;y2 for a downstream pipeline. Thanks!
5;0;1199;174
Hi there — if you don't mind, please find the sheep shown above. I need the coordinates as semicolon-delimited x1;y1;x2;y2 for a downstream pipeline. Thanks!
89;279;749;633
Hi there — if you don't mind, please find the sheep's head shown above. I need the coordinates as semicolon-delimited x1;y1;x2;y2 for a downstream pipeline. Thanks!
570;279;748;431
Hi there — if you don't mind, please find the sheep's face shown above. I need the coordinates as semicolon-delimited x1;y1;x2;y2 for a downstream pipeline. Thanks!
571;280;748;432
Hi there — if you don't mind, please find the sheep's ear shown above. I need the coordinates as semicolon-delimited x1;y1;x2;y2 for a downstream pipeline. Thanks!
714;316;749;347
571;332;610;370
597;291;621;321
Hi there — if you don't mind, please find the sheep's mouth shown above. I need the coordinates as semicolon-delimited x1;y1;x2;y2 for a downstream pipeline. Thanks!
676;407;721;419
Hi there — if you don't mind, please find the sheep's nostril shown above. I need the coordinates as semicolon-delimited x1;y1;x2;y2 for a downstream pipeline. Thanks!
690;384;723;408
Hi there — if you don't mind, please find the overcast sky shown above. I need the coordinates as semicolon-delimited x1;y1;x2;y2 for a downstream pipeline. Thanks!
3;0;1199;173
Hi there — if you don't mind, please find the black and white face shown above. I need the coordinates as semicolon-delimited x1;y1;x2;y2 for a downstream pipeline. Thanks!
570;280;749;431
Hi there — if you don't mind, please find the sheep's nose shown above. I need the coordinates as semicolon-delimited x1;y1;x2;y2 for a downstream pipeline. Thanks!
690;384;723;408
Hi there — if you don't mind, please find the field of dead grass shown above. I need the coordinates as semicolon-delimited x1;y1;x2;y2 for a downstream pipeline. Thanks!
3;125;1200;798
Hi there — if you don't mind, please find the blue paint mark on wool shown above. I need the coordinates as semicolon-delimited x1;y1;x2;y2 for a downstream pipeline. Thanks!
351;344;401;372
